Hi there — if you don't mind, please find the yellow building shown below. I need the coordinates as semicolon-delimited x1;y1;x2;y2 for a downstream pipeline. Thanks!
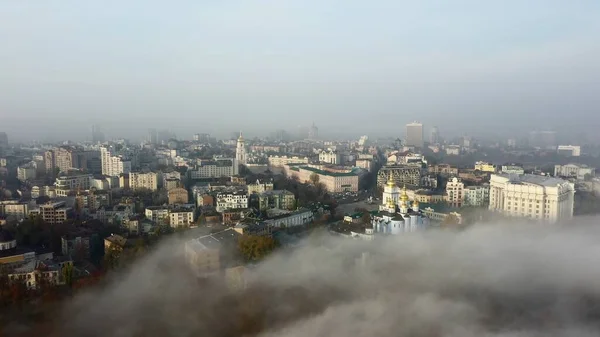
474;161;496;173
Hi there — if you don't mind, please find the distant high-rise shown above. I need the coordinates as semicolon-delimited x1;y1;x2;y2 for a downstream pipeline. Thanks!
529;131;557;149
0;132;7;147
405;122;424;148
236;132;247;166
308;122;318;140
148;129;158;144
429;126;440;144
91;125;105;143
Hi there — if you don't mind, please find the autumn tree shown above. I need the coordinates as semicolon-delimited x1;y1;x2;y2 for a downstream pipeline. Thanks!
309;172;320;185
238;235;277;262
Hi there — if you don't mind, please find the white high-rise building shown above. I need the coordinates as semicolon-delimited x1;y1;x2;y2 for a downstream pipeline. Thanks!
406;122;424;148
489;174;574;222
236;132;247;166
101;146;131;177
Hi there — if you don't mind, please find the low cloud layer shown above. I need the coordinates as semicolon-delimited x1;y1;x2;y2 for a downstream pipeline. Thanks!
56;219;600;336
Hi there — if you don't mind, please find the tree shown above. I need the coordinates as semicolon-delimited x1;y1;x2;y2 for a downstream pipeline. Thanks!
238;235;277;262
309;173;320;185
62;263;74;288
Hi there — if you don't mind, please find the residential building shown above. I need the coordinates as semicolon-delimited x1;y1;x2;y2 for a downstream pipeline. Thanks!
474;161;496;173
61;234;90;260
169;206;195;227
37;202;73;225
129;172;158;191
428;164;458;176
489;174;575;222
189;158;238;179
104;234;128;253
51;146;86;173
55;173;92;195
319;149;341;165
267;155;309;168
257;190;295;211
557;145;581;157
17;163;37;182
464;185;490;207
247;179;274;195
8;260;70;290
168;187;189;205
145;206;170;223
430;126;440;144
355;159;372;172
445;145;461;155
445;177;465;208
405;122;424;148
554;164;595;180
413;190;446;204
100;146;132;177
216;191;249;212
164;178;180;190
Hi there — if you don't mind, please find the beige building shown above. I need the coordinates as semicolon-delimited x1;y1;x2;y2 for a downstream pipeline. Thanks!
168;187;189;205
169;207;195;227
489;174;574;222
268;155;309;168
285;165;359;193
0;201;30;221
554;164;595;180
247;180;274;195
446;177;465;208
129;172;158;191
35;202;72;225
257;190;295;211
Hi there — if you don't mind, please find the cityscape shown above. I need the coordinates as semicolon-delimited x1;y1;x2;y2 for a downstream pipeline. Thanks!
2;1;600;336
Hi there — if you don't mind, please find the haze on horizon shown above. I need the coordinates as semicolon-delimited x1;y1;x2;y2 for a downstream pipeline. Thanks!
1;0;599;142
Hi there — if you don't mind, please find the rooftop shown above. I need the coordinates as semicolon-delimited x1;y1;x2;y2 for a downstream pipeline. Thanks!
299;166;357;177
497;173;567;187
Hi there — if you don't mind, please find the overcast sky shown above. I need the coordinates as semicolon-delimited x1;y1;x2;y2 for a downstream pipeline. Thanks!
1;0;599;142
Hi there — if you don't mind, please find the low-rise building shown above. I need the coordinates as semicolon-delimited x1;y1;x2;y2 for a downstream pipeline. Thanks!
500;164;525;175
285;165;359;193
463;185;490;207
169;206;195;227
257;190;296;211
268;155;310;168
554;163;595;180
185;228;241;278
474;161;496;173
0;201;30;221
37;202;73;225
247;179;274;195
264;208;314;229
216;191;249;213
168;187;189;205
319;149;341;164
145;206;170;223
189;158;238;179
557;145;581;157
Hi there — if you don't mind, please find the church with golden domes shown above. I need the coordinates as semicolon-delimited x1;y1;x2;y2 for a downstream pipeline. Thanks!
369;175;430;235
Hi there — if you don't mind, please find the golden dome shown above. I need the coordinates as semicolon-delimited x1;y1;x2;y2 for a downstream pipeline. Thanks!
400;184;409;201
386;174;396;187
412;199;419;207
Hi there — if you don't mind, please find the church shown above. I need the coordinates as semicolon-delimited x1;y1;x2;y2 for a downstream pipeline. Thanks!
369;175;430;235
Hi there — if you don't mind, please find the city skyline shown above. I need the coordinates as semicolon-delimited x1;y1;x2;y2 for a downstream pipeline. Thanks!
1;1;599;142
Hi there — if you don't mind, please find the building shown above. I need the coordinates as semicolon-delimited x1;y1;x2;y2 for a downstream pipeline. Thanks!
500;164;525;175
50;146;86;173
377;165;422;188
268;155;310;168
405;122;424;148
445;145;461;156
371;179;429;236
554;164;595;180
144;206;170;223
474;161;496;173
193;133;211;142
169;205;195;227
37;202;73;225
129;172;158;191
445;177;465;208
257;190;295;211
185;228;241;278
285;165;359;193
55;173;92;195
168;187;189;205
430;126;440;144
7;260;69;290
319;149;341;165
355;159;372;172
308;122;319;140
247;179;274;195
264;208;313;228
557;145;581;157
0;201;30;221
61;234;90;260
428;164;459;176
216;191;249;212
489;174;575;222
235;132;247;166
464;185;490;207
100;146;132;177
189;158;238;179
17;162;37;182
0;132;7;147
529;131;556;149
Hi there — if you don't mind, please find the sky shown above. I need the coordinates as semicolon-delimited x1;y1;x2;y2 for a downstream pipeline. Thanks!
1;0;599;142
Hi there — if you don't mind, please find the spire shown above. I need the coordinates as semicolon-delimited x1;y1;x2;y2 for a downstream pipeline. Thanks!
238;131;244;141
386;174;396;187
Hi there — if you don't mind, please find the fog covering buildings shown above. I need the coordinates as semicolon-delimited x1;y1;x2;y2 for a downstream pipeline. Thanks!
39;219;600;336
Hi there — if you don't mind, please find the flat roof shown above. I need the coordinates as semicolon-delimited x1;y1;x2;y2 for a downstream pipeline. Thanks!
496;173;567;187
300;166;357;177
